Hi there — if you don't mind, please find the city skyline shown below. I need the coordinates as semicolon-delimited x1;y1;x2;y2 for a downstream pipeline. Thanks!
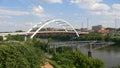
0;0;120;32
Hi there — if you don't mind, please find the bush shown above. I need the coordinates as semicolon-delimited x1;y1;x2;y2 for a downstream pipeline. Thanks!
74;51;104;68
113;66;120;68
6;34;24;41
51;51;104;68
0;36;3;41
0;41;45;68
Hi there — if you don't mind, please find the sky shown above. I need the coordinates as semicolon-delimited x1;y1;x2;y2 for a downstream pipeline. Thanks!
0;0;120;32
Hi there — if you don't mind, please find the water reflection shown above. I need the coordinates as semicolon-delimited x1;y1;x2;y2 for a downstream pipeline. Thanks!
81;45;120;68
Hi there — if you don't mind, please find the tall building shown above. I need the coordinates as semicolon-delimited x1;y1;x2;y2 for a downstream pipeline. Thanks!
81;28;88;32
92;25;103;32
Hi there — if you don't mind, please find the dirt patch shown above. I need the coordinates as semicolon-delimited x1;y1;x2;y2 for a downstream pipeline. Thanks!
41;62;53;68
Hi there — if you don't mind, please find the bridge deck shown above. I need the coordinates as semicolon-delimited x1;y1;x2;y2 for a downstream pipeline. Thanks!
0;31;89;36
48;41;114;50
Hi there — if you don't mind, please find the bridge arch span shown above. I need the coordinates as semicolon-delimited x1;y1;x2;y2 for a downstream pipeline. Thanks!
27;19;80;38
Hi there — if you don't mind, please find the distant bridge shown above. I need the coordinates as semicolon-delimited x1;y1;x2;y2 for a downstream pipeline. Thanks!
27;19;81;38
48;41;114;49
0;31;88;36
0;19;89;40
48;41;115;53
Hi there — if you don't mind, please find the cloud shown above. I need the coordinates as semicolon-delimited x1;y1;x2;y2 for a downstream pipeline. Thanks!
0;5;54;19
0;9;29;16
91;3;110;11
0;21;17;28
70;0;102;4
70;0;109;11
31;5;46;17
31;5;55;19
31;5;52;18
37;0;62;3
70;0;120;18
112;4;120;10
0;21;37;31
0;15;12;18
33;5;44;13
100;21;115;28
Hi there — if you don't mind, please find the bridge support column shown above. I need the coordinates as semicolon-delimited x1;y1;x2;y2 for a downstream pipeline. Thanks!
47;46;49;54
24;34;27;41
77;45;80;51
71;45;74;52
88;51;92;58
88;44;92;58
2;35;7;41
72;45;77;52
61;47;64;53
54;45;56;54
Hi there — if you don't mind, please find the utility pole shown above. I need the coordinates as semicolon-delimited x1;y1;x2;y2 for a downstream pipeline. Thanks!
86;17;89;31
24;34;27;41
81;22;83;32
114;15;117;37
81;22;83;28
115;15;117;32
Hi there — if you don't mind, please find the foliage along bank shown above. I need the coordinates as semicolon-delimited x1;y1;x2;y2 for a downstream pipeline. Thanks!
0;39;46;68
50;50;104;68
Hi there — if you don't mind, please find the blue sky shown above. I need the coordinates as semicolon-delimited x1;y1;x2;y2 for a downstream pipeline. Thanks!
0;0;120;32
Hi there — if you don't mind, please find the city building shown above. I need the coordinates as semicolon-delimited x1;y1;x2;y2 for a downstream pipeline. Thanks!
92;25;103;32
81;28;88;32
98;29;109;33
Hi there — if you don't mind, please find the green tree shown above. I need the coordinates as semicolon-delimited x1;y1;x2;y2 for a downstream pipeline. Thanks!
15;30;24;32
0;36;3;41
6;34;24;41
0;39;46;68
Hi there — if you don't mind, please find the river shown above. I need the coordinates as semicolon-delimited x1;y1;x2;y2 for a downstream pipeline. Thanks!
80;45;120;68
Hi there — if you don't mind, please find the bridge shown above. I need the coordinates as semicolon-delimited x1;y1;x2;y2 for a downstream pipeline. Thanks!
48;41;115;56
27;19;80;38
48;41;114;49
0;19;89;40
0;31;88;36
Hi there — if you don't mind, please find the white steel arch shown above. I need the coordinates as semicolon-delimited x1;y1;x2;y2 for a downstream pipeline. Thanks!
27;19;80;38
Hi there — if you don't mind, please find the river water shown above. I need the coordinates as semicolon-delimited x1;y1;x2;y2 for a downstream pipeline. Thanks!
80;45;120;68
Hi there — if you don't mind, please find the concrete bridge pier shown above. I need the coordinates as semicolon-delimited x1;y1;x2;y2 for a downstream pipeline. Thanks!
54;45;56;54
71;45;74;52
61;47;64;53
76;45;80;51
88;43;92;58
72;45;77;52
47;46;50;54
2;35;7;41
24;34;27;41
